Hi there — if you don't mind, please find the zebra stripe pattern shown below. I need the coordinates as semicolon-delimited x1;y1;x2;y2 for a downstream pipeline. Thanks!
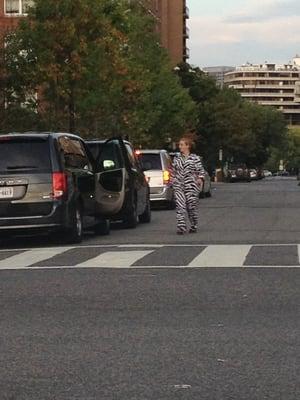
172;153;205;232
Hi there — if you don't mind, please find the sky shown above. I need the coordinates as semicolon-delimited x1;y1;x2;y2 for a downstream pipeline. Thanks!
188;0;300;68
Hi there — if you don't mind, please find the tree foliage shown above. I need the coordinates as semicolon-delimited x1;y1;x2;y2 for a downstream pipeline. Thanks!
265;127;300;172
0;0;196;146
176;63;288;169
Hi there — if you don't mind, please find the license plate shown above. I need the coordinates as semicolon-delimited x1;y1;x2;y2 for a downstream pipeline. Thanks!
0;187;14;199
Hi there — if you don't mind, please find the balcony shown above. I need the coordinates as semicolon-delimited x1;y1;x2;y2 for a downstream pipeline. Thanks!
183;47;190;60
183;6;189;19
183;26;190;38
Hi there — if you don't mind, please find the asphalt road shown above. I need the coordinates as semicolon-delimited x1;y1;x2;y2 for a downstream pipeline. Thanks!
0;177;299;399
1;176;300;249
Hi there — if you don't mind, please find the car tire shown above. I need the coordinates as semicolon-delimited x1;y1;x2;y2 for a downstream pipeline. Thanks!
123;198;138;229
94;219;110;236
139;198;151;223
65;204;83;244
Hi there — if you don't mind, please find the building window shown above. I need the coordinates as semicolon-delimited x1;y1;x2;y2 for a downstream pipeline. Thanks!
5;0;33;15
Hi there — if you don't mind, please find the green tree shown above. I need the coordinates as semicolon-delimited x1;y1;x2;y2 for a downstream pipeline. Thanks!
176;63;288;170
1;0;197;145
244;103;288;167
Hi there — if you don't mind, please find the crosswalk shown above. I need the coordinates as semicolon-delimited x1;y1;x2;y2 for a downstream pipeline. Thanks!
0;244;299;269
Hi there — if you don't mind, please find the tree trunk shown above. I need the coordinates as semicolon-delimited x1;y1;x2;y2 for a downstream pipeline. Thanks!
68;85;75;133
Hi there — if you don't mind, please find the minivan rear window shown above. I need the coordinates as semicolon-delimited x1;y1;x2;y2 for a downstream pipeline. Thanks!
139;154;162;171
0;137;51;172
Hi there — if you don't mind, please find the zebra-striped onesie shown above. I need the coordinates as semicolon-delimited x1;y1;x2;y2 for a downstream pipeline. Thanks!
172;153;205;232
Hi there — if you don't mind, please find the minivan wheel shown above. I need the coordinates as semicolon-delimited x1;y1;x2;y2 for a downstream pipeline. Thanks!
94;219;110;236
66;205;83;244
139;198;151;223
123;200;138;229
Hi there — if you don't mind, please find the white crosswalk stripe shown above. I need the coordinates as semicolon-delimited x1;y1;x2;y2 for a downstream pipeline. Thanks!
0;245;299;270
188;245;252;268
0;247;72;269
75;250;155;268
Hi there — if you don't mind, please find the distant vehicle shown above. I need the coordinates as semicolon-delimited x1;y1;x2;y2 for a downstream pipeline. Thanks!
274;171;290;177
225;164;251;182
250;169;258;180
263;170;272;177
86;138;151;228
255;168;265;180
0;132;116;243
136;150;175;209
199;168;212;198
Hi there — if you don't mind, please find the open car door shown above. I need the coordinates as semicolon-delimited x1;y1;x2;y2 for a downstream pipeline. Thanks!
92;139;126;217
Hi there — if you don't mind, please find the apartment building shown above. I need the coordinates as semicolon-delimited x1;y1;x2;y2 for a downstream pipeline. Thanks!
146;0;189;65
225;58;300;125
203;66;235;88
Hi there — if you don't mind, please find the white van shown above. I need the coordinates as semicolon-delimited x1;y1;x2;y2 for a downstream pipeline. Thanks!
137;150;175;209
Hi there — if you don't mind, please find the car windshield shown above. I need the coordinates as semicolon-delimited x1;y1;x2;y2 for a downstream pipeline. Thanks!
0;137;51;172
139;153;162;171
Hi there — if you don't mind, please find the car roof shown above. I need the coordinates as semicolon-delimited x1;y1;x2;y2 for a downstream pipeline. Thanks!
1;132;83;140
85;139;133;147
138;150;168;154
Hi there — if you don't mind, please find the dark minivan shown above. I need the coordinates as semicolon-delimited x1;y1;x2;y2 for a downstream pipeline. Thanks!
86;138;151;228
0;133;126;243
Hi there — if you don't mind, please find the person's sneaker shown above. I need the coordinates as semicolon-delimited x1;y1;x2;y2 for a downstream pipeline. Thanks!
189;227;197;234
177;230;186;235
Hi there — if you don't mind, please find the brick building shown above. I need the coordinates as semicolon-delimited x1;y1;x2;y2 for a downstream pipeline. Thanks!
1;1;189;65
0;1;32;38
146;0;190;65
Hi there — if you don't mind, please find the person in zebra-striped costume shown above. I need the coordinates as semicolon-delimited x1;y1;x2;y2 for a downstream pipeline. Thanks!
171;136;205;234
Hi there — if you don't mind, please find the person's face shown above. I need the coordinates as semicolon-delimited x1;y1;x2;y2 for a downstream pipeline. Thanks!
179;140;190;155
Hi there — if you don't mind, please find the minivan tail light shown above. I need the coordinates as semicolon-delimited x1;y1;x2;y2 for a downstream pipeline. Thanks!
52;172;67;199
163;170;171;185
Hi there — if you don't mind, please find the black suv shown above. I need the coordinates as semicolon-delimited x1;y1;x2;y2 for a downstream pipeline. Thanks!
0;133;126;243
86;138;151;228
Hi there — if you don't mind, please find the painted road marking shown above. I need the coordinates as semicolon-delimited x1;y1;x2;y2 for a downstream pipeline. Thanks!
75;250;155;268
188;245;252;268
0;245;298;270
0;247;72;269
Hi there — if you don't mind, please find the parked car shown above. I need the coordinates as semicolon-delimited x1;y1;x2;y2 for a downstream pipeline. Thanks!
136;150;175;209
263;169;272;177
274;170;290;177
0;132;120;243
256;168;265;180
250;169;258;180
225;164;251;182
86;138;151;228
199;167;212;198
